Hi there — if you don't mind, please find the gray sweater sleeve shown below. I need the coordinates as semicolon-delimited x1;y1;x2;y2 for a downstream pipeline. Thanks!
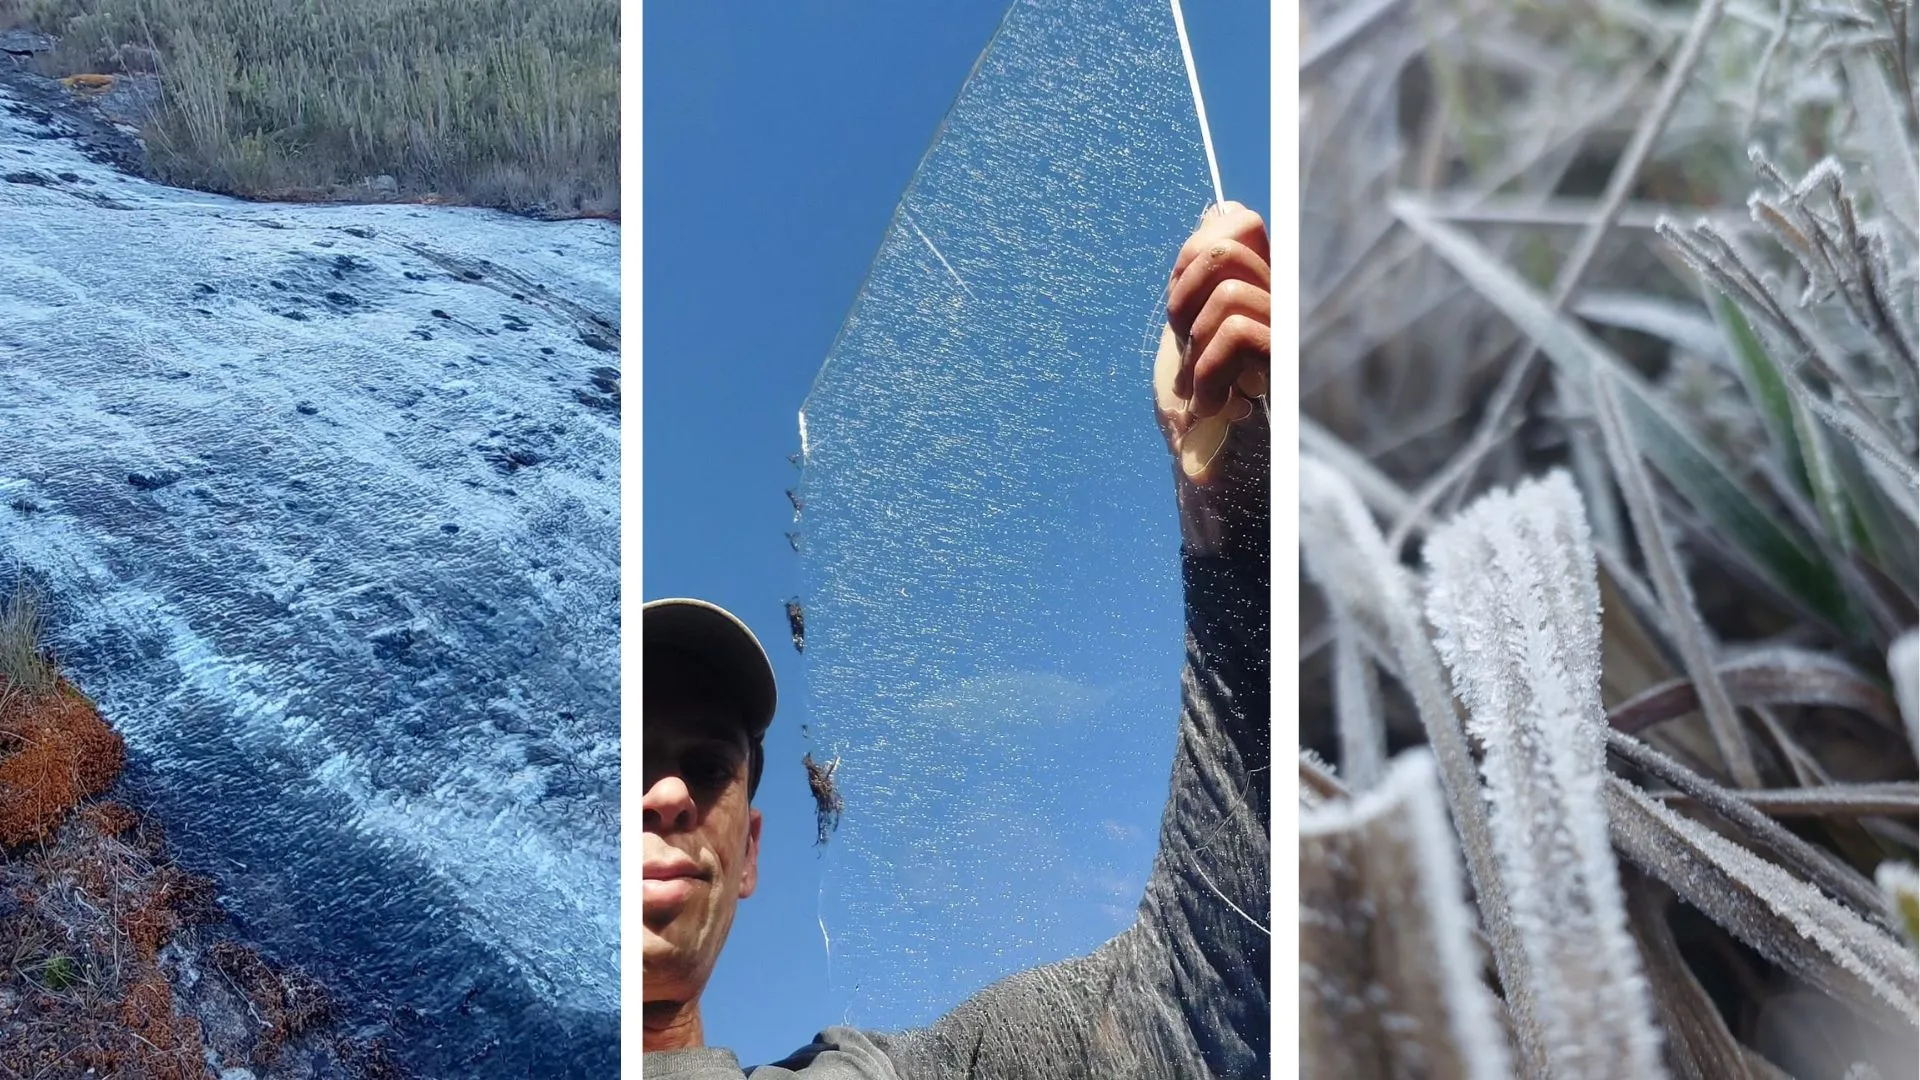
806;548;1271;1080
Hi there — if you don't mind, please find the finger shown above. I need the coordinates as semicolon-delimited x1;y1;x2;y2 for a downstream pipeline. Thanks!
1184;317;1270;419
1166;238;1270;344
1171;204;1269;281
1171;203;1269;276
1178;283;1270;415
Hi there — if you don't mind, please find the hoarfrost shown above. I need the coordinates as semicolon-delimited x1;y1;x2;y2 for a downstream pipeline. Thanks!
1301;750;1515;1080
1302;457;1544;1075
1608;779;1919;1021
1423;471;1666;1080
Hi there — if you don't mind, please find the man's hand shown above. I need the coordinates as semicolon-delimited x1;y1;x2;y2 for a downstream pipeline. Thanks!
1153;203;1270;555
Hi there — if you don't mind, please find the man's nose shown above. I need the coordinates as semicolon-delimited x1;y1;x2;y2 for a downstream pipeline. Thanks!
643;774;696;831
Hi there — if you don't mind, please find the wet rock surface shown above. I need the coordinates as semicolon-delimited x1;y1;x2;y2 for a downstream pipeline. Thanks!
0;63;619;1079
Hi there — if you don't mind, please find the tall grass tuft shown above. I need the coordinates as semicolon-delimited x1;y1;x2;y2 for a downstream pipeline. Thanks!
1302;0;1918;1075
0;578;56;700
1;0;618;215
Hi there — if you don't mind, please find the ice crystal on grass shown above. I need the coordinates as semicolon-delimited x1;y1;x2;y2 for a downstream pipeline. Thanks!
1302;457;1545;1072
1424;471;1667;1080
1607;778;1919;1023
1302;750;1515;1080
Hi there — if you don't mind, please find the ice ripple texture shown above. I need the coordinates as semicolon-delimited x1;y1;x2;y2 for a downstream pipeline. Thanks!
0;84;618;1078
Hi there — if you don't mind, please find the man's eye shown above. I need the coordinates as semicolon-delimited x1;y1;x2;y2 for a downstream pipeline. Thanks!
687;755;735;787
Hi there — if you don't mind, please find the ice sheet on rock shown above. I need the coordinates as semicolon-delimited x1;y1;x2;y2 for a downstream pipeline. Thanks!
794;0;1216;1033
0;81;618;1079
1423;471;1666;1080
1301;749;1515;1080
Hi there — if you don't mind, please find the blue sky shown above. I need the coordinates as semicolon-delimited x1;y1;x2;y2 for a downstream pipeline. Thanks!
643;2;1268;1065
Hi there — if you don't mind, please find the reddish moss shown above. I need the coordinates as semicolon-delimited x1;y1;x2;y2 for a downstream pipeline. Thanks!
0;678;126;847
119;969;206;1080
82;800;140;838
209;940;336;1064
120;866;223;960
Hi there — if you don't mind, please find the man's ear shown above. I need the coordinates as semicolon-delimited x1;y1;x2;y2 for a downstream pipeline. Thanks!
739;808;763;900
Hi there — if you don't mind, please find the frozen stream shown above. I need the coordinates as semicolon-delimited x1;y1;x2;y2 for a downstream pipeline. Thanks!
0;80;618;1077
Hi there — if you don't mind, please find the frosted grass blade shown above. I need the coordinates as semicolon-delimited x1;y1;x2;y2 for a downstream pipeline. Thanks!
1301;750;1515;1080
1392;197;1852;635
1607;731;1891;932
1571;292;1728;362
1301;457;1545;1075
1334;615;1388;791
1423;470;1667;1080
1838;49;1919;240
1608;646;1902;737
1593;369;1761;787
1657;783;1919;819
1712;293;1808;499
1606;777;1920;1025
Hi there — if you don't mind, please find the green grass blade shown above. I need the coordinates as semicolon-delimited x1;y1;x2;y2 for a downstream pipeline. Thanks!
1712;292;1807;492
1832;436;1920;605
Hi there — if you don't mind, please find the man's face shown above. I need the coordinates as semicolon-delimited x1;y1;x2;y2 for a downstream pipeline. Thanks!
642;698;762;1007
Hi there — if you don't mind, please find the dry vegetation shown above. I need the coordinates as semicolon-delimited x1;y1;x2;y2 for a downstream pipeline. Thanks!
1;0;617;216
1301;0;1917;1077
0;579;370;1078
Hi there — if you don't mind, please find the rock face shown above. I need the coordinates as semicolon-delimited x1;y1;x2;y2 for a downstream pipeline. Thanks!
0;69;619;1079
0;30;55;57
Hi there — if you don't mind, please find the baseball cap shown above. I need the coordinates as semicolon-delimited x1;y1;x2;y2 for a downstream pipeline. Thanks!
643;596;778;755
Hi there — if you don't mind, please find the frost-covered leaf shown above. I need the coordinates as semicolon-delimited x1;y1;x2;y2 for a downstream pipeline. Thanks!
1606;777;1920;1025
1890;631;1918;757
1423;470;1667;1080
1594;369;1762;787
1301;457;1544;1073
1393;197;1851;634
1301;750;1516;1080
1608;646;1902;737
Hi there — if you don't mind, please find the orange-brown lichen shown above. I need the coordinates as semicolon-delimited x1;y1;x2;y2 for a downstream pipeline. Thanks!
0;675;382;1074
0;679;126;847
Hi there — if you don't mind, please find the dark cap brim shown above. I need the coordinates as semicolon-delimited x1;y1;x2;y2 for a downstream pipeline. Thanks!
642;598;778;739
